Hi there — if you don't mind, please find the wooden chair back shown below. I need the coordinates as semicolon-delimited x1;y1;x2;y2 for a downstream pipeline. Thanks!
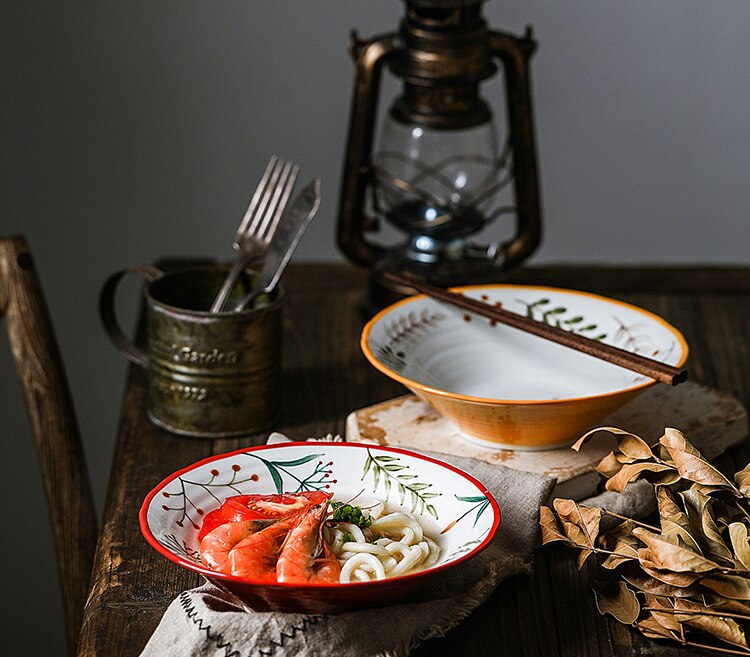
0;235;98;655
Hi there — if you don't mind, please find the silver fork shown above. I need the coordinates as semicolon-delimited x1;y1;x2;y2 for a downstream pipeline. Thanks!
210;156;299;312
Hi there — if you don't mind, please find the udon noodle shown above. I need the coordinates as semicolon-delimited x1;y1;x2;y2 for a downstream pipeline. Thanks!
325;500;441;583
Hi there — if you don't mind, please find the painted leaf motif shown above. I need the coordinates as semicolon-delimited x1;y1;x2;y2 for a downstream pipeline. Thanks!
634;527;720;573
263;462;284;494
361;454;373;480
593;580;640;625
270;454;322;467
572;426;654;460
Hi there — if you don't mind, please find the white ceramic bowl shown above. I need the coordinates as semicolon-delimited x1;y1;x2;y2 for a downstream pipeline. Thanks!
140;442;500;613
362;284;688;449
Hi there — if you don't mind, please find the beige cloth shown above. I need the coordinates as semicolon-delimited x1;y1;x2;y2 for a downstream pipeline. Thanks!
140;435;653;657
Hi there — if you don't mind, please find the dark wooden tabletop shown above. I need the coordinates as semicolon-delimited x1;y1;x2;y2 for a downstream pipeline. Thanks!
77;263;750;656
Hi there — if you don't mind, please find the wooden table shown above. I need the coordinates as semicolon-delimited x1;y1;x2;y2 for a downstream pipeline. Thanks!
77;263;750;656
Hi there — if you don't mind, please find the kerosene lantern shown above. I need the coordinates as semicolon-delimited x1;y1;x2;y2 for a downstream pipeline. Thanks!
337;0;542;313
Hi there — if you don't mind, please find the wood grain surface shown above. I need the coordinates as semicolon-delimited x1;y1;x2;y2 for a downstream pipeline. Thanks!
0;235;98;656
77;263;750;656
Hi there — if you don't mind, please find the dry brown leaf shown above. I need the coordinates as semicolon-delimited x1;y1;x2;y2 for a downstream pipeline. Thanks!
657;485;686;520
592;579;640;625
539;506;568;545
552;499;601;548
674;598;749;649
735;464;750;497
639;561;701;587
622;566;701;597
660;428;736;489
681;489;735;564
576;547;594;570
605;462;679;493
657;487;703;554
661;427;702;457
573;426;654;459
701;509;735;564
637;615;680;640
643;593;681;631
702;593;750;616
596;451;624;478
634;527;720;573
660;520;703;555
729;523;750;570
600;520;640;569
700;574;750;600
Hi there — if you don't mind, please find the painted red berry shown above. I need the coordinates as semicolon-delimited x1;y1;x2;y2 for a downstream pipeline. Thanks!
231;464;241;472
162;504;169;511
162;492;170;498
250;474;259;481
196;508;204;515
176;520;184;527
210;469;219;476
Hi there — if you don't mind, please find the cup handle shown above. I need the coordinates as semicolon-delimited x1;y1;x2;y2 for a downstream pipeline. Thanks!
99;265;164;368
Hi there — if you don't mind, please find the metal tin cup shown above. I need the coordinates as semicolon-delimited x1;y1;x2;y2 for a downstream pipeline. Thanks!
99;265;284;438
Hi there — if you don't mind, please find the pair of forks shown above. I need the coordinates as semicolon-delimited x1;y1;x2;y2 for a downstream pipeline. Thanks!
210;156;300;313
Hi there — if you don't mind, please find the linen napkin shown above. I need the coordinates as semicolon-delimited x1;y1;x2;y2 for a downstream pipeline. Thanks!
141;434;653;657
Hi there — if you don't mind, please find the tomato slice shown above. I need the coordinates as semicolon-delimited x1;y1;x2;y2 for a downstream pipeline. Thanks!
197;492;332;542
197;508;226;542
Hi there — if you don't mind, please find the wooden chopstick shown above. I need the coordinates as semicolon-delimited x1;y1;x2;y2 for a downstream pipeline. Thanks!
383;272;688;386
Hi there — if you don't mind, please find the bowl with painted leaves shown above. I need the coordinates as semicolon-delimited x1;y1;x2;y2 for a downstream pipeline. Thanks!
140;441;500;613
361;284;688;450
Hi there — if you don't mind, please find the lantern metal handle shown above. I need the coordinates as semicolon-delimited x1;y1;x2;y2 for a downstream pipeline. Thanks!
486;27;542;268
337;32;397;267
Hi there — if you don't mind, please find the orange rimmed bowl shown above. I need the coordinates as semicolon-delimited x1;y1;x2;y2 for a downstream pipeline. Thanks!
361;285;688;450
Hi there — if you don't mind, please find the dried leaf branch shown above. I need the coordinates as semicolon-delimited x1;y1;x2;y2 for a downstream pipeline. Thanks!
541;427;750;654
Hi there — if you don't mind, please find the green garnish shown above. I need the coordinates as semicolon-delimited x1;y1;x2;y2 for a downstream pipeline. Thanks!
329;501;372;528
372;533;383;542
342;532;356;543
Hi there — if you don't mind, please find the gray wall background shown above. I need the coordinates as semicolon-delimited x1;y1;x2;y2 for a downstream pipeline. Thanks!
2;1;749;653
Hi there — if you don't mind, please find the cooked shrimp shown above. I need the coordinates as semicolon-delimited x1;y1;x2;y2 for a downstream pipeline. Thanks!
276;504;342;584
199;519;275;572
227;514;301;582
